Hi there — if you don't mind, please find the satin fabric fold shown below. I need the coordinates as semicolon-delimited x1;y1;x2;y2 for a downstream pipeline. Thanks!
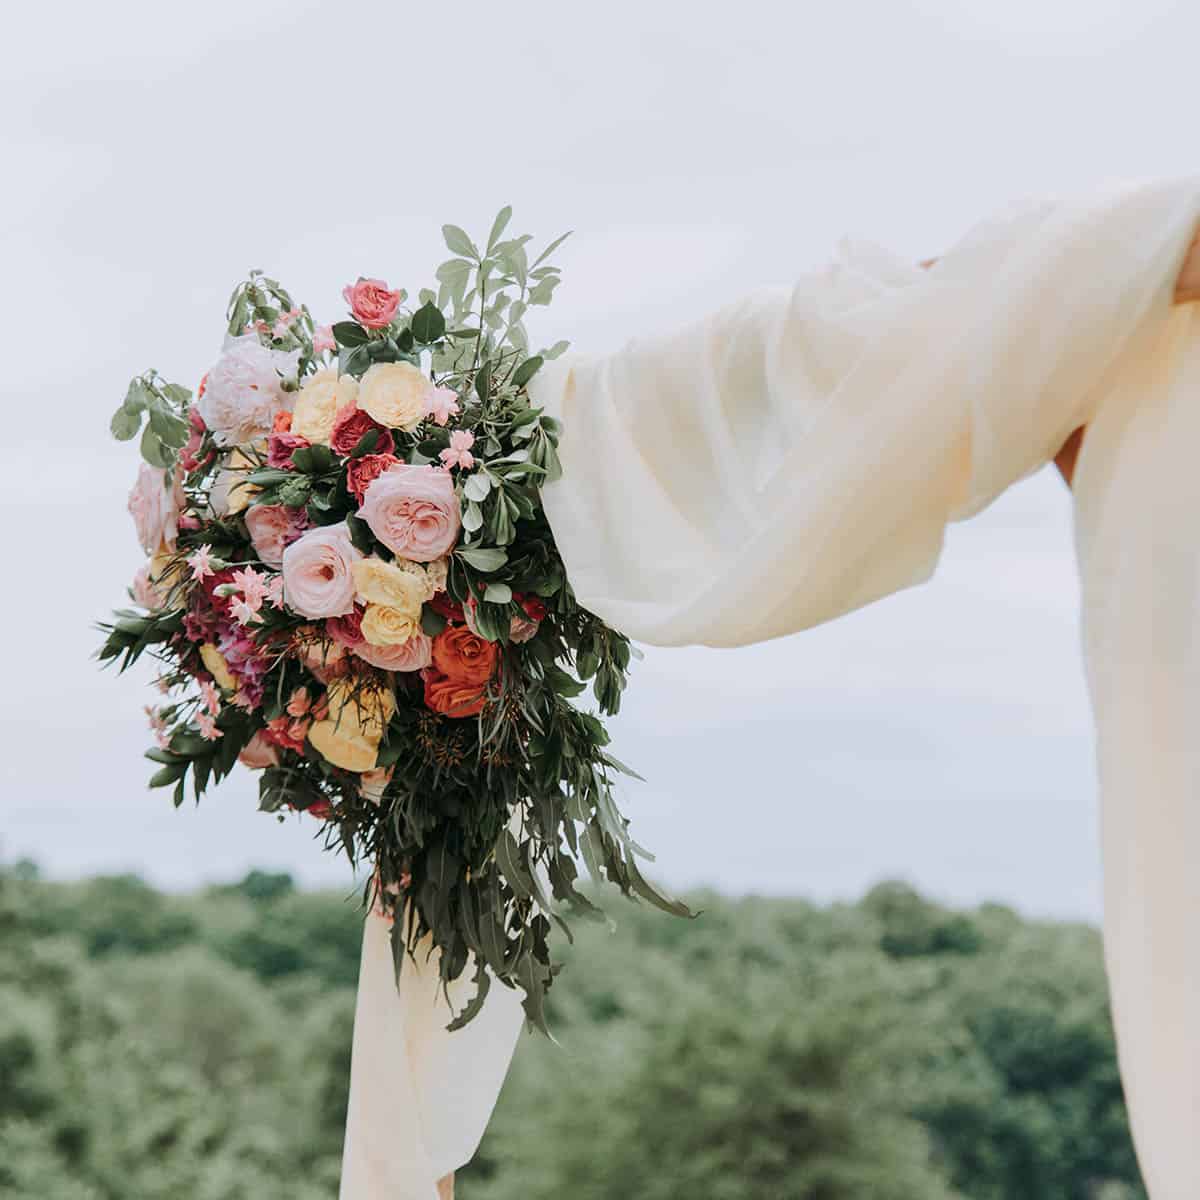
339;915;523;1199
531;177;1200;1198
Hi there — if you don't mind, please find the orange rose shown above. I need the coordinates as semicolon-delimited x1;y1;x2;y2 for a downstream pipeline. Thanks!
423;671;488;718
431;626;496;688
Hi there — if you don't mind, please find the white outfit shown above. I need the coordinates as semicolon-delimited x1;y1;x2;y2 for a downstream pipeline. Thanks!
342;178;1200;1198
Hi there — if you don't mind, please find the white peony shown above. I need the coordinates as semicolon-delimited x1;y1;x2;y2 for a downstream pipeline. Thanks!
196;334;301;446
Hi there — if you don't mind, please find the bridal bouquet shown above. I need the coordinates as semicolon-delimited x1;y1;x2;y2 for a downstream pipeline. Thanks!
99;210;686;1029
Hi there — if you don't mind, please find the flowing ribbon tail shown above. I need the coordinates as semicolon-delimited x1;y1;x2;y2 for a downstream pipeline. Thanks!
339;912;525;1200
1076;308;1200;1200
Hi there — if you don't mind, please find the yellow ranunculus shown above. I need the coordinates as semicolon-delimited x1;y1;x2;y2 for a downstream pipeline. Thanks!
352;558;426;617
360;603;420;646
199;643;237;692
307;678;396;773
291;369;359;445
357;362;428;432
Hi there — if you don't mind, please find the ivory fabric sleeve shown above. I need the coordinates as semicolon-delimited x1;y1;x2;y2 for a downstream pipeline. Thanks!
531;177;1200;1198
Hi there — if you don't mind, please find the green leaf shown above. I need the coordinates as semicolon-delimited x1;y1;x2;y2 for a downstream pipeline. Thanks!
442;224;479;259
511;356;544;389
139;423;173;469
495;830;534;901
420;605;447;637
475;360;493;403
463;472;492;503
486;205;512;252
110;406;142;440
462;502;484;533
457;546;508;572
532;230;572;269
410;301;446;344
483;582;512;604
332;321;370;347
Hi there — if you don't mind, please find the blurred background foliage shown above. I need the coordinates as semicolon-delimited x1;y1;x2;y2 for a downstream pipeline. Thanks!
0;861;1145;1199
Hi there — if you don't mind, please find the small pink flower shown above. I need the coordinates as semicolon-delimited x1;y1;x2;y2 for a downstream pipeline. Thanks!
272;307;301;339
197;712;223;741
286;687;312;718
343;278;403;330
231;567;269;612
312;325;336;355
187;546;216;582
265;575;285;608
439;430;476;471
230;597;258;626
199;679;221;715
424;386;460;427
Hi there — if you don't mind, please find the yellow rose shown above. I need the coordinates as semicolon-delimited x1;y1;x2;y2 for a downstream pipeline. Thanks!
199;643;237;692
214;445;261;516
146;548;188;602
360;603;420;646
307;678;396;773
292;370;359;445
352;558;426;617
307;723;379;773
357;362;429;432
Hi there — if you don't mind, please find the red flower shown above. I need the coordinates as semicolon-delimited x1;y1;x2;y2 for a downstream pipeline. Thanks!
273;410;293;433
346;452;399;501
330;403;395;457
428;591;465;623
306;798;334;820
516;593;548;621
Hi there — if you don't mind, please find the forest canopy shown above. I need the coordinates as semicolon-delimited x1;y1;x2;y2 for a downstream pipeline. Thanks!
0;863;1145;1199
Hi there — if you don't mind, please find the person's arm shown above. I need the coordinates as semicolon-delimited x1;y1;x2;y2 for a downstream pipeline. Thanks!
922;225;1200;488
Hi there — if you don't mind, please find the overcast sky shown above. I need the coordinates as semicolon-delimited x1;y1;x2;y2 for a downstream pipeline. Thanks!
3;0;1197;918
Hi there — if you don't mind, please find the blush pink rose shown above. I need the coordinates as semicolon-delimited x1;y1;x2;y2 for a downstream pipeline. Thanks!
343;278;403;329
128;463;182;554
244;504;308;568
281;523;363;618
238;731;280;769
359;464;461;562
353;632;433;673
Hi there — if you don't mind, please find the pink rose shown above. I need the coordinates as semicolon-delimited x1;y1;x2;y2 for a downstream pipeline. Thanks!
343;278;403;330
330;402;395;457
128;463;182;554
353;632;433;673
359;463;461;562
281;524;363;618
244;504;308;568
268;431;309;469
238;731;280;769
131;563;161;609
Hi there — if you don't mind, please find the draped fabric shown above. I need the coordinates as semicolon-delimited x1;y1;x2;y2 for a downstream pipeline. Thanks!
341;178;1200;1198
338;916;523;1199
532;178;1200;1199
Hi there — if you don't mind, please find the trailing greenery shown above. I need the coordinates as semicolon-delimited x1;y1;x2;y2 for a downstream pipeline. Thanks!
1;864;1146;1199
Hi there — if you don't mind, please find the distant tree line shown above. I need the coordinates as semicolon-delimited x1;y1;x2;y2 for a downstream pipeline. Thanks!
0;862;1145;1198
